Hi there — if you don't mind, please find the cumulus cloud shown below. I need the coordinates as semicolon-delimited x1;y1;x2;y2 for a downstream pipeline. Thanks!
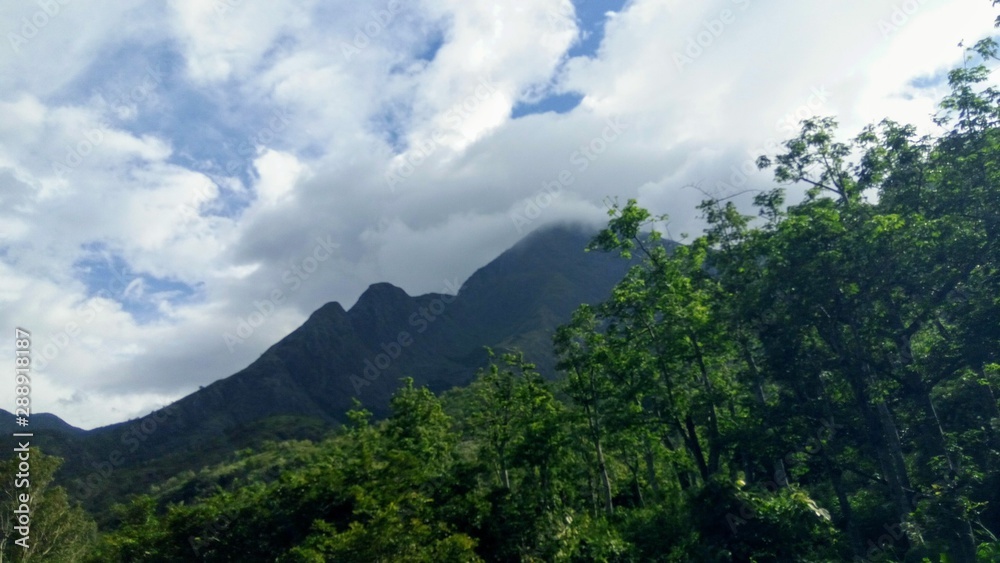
0;0;995;428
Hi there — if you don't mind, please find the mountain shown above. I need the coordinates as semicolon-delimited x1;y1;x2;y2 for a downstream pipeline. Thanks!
25;224;642;514
0;409;85;435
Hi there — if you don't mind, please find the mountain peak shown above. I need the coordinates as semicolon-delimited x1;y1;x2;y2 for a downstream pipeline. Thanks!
516;221;603;246
458;223;601;295
312;301;347;317
0;409;85;435
349;282;411;314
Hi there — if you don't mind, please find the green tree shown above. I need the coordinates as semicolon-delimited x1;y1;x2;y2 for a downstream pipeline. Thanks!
0;450;96;563
555;304;619;516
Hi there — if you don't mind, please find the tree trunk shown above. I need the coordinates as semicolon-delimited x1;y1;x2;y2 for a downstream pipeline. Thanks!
585;388;614;515
657;411;694;489
689;332;722;475
684;413;710;482
875;398;912;494
643;434;661;502
848;370;911;525
594;429;614;515
824;449;863;556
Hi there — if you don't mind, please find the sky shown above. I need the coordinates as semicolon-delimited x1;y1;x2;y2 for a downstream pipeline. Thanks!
0;0;996;430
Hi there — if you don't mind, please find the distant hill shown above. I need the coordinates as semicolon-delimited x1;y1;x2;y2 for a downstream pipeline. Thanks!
0;409;86;435
22;224;647;516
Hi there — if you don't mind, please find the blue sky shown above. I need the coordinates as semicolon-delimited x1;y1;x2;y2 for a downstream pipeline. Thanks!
0;0;995;428
511;0;628;118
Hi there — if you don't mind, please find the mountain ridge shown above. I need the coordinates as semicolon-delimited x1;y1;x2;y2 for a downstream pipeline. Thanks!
7;223;646;514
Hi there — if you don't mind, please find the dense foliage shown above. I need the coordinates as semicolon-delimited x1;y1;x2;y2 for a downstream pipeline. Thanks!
5;23;1000;563
0;452;97;562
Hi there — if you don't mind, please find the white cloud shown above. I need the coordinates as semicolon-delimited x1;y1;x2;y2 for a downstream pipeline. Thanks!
0;0;996;428
167;0;319;83
262;150;306;201
0;2;156;96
